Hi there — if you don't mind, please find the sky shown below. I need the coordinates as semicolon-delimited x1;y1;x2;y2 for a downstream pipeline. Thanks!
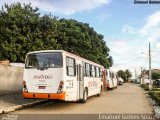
0;0;160;77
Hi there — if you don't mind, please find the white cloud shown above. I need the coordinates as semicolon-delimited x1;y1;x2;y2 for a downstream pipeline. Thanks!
120;10;160;52
122;25;135;34
108;38;145;61
140;11;160;35
121;11;160;45
110;40;130;57
138;11;160;47
108;11;160;73
106;36;155;74
108;36;160;73
0;0;111;15
156;42;160;48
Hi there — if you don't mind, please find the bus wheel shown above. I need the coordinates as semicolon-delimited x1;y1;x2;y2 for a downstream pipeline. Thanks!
97;86;102;97
82;89;88;103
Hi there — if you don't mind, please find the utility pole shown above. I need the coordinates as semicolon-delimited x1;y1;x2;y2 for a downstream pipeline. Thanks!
141;67;143;84
135;68;137;83
149;42;152;90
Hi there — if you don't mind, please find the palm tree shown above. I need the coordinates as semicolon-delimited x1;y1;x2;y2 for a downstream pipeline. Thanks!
125;69;132;82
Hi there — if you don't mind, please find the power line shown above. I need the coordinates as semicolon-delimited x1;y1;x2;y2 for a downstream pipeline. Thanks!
113;50;160;63
141;50;160;54
114;53;142;62
142;55;148;68
152;50;160;53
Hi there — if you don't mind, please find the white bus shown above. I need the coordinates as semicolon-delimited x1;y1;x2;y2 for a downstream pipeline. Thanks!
23;50;104;103
106;69;118;89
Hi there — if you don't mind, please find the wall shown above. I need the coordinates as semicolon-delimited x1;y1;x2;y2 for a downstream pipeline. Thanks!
0;64;23;92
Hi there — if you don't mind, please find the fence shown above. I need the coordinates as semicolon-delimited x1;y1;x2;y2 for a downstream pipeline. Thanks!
0;64;23;93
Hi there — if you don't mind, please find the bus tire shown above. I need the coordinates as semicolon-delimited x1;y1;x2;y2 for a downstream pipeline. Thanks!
82;89;88;103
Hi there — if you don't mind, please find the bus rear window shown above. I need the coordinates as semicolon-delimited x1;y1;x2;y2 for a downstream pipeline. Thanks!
25;52;63;69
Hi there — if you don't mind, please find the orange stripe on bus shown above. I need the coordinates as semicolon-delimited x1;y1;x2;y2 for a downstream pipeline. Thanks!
23;92;65;100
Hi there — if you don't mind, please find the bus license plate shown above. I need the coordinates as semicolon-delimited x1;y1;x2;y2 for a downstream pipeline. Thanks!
39;86;46;89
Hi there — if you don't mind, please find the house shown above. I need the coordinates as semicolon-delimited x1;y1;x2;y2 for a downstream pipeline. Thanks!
141;69;160;84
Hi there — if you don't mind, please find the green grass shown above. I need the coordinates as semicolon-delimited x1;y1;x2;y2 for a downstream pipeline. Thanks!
140;84;160;106
148;91;160;106
140;84;149;91
140;84;160;91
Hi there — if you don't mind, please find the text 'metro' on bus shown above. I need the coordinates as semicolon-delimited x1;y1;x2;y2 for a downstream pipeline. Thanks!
23;50;104;103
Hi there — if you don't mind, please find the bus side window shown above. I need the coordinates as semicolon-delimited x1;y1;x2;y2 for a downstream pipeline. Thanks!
96;67;100;78
100;68;102;77
82;62;85;76
112;73;114;80
94;66;97;77
84;63;86;76
85;63;90;77
91;65;95;77
89;64;92;77
66;57;76;76
109;72;112;79
85;63;87;77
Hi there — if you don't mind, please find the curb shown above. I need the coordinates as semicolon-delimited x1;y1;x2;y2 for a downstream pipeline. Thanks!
0;100;50;114
0;91;21;97
154;107;160;119
147;95;160;119
141;87;160;119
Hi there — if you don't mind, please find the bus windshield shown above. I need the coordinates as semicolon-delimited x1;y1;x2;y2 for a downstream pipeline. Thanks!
25;52;63;69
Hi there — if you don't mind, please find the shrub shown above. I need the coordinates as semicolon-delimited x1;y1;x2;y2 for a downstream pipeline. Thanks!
149;91;160;106
140;84;160;91
140;84;149;91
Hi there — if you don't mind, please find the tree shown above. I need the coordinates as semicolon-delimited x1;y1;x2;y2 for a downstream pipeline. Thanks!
117;69;132;82
125;69;132;81
55;18;112;68
0;3;41;62
152;72;160;80
0;3;113;68
117;70;126;82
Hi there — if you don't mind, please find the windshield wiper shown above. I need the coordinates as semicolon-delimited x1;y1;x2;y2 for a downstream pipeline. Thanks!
37;66;49;70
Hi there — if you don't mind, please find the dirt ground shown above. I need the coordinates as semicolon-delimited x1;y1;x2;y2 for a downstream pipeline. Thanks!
13;83;153;114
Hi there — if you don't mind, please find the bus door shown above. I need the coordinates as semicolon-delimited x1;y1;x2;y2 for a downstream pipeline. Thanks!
77;64;84;100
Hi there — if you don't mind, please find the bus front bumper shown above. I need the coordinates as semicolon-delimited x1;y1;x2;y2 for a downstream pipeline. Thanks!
23;92;65;100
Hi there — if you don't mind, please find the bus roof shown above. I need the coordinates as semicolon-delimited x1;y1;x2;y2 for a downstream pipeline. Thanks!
27;50;64;54
27;50;104;68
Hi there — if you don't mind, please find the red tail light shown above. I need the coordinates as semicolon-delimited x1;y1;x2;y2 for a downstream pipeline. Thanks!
57;81;64;93
59;81;64;88
23;81;26;88
23;81;28;92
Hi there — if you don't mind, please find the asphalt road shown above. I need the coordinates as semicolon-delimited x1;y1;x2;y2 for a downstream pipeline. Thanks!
12;83;153;114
